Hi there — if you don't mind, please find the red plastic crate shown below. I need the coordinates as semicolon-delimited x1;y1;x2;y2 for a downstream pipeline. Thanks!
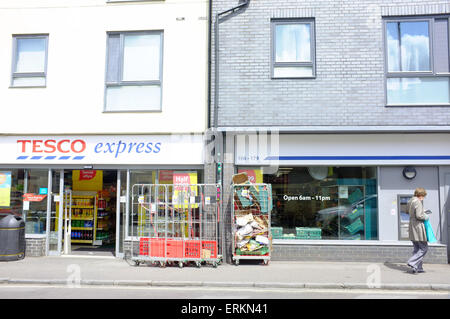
150;238;166;257
140;238;206;259
166;239;184;258
139;237;149;255
201;240;217;258
184;240;201;258
139;238;166;257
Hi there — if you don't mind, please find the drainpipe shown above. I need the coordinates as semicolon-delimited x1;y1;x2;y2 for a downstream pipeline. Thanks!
213;0;250;265
213;0;250;183
207;0;212;129
213;0;250;130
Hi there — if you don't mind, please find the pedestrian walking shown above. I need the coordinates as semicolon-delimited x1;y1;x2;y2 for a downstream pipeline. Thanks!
406;188;429;274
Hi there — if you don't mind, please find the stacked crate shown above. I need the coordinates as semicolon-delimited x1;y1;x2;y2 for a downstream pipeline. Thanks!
270;227;283;239
295;227;322;240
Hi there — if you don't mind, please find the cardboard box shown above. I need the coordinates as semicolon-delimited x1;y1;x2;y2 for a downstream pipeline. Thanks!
232;172;248;184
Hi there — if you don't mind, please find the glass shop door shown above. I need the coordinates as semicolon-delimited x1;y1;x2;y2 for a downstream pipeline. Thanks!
48;169;63;255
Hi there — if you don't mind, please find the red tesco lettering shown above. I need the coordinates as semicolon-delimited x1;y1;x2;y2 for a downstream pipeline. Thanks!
17;139;86;154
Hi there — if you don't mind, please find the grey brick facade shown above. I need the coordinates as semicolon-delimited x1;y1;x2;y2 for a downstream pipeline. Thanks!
272;243;448;264
25;238;46;257
211;0;450;128
209;0;450;264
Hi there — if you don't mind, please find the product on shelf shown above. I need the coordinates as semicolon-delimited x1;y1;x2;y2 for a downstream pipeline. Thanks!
59;191;116;247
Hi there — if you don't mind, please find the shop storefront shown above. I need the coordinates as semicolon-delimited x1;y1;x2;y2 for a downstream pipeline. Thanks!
0;134;204;258
234;132;450;263
237;166;378;241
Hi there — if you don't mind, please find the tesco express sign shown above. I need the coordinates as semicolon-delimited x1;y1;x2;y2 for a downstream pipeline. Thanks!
17;139;161;158
8;135;202;165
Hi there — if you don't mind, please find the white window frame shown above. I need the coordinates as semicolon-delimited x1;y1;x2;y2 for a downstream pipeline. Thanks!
271;19;316;79
383;16;450;106
10;34;49;88
104;30;164;112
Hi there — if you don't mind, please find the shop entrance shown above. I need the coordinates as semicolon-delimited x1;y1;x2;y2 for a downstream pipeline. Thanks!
54;170;117;257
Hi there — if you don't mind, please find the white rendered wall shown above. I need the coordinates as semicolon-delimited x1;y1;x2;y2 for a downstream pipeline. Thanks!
0;0;209;134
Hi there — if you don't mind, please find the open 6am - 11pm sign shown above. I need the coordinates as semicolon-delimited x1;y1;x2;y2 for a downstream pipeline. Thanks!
0;135;204;165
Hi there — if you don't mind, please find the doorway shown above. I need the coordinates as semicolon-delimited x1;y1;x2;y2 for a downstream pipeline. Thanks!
52;169;117;257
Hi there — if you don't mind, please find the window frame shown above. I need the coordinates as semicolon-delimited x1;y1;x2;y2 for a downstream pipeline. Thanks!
104;30;164;113
10;34;49;88
383;16;450;106
106;0;159;3
270;18;316;79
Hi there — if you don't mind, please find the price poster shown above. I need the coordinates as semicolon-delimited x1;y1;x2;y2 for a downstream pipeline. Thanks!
0;171;12;207
238;169;263;184
173;172;198;208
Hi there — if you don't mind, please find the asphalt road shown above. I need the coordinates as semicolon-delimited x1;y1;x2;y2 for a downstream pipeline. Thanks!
0;284;448;299
2;285;448;319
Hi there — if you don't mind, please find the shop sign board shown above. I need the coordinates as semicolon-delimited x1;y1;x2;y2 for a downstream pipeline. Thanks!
173;171;198;208
23;193;47;202
235;133;450;165
0;134;204;165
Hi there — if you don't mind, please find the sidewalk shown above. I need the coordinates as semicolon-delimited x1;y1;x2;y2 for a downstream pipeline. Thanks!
0;256;449;291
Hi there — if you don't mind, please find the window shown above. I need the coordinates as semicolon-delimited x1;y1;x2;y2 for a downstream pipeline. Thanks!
105;31;163;112
384;17;450;105
23;169;48;235
238;166;379;241
0;170;24;219
11;35;48;87
271;19;315;78
126;169;203;238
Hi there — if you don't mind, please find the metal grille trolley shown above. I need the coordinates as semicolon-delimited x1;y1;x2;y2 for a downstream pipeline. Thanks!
127;184;222;268
231;183;272;265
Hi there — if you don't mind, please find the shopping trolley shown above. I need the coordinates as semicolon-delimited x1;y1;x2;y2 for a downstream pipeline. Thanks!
127;184;222;268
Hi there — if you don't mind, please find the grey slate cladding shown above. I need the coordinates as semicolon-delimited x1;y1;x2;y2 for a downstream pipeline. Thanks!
271;244;448;263
25;238;46;257
211;0;450;127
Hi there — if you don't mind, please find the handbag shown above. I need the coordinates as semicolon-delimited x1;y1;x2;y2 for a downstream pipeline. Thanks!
424;219;437;243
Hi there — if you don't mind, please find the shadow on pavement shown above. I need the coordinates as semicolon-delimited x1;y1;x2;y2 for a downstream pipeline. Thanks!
384;261;410;273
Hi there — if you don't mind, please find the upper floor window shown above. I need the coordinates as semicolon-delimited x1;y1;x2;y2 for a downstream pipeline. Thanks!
11;35;48;87
271;19;315;79
385;17;450;105
105;31;163;112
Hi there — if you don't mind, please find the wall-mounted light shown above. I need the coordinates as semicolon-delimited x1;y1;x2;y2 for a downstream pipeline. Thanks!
402;166;417;180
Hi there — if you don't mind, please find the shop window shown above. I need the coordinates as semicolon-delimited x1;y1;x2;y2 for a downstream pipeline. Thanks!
127;169;203;238
0;170;25;219
271;19;316;78
104;31;163;111
10;35;48;87
0;169;48;235
238;166;378;240
23;170;49;234
384;17;450;105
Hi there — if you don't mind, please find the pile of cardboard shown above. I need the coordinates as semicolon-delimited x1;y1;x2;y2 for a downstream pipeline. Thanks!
232;172;270;255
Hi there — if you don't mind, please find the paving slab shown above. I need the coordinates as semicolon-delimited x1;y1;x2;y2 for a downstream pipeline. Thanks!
0;256;449;291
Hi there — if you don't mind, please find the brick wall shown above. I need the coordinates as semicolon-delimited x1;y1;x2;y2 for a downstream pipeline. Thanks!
124;240;448;264
211;0;450;128
25;238;46;257
272;243;448;264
